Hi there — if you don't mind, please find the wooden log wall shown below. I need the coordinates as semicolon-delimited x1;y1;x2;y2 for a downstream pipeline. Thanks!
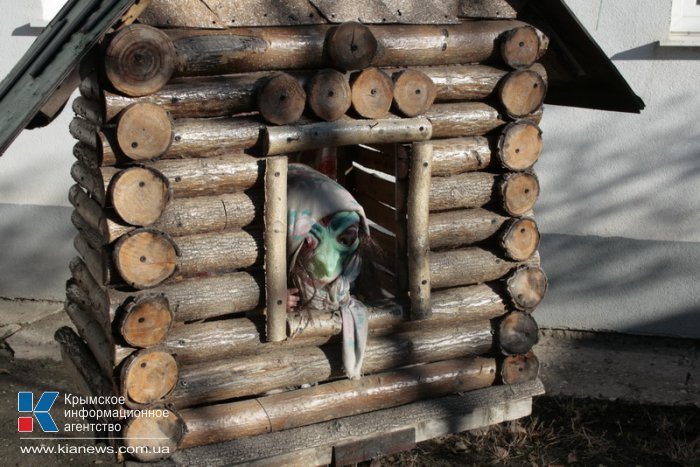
59;4;549;460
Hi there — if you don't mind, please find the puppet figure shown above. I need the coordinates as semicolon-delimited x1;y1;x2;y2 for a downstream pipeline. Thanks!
286;163;371;379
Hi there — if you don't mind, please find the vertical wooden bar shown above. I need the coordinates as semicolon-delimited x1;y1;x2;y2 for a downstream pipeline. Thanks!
264;156;288;342
408;142;433;320
394;144;410;305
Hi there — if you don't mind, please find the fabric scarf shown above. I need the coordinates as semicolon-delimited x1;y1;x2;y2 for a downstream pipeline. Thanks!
287;164;369;379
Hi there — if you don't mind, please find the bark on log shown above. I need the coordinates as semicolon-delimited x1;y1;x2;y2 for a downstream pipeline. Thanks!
497;120;542;171
287;303;405;339
430;171;539;215
430;136;491;176
350;68;394;119
306;69;352;122
116;103;174;160
258;73;306;125
498;312;539;355
501;351;539;385
71;211;104;251
113;229;178;289
177;357;497;449
505;266;548;310
70;161;118;207
499;217;540;261
264;157;288;342
70;256;264;324
168;318;494;408
119;294;173;348
430;283;506;319
166;117;263;158
430;246;521;289
424;102;505;139
407;142;433;319
392;69;437;117
394;143;410;302
103;24;176;97
88;64;543;124
72;96;104;125
120;348;179;407
500;25;548;69
70;119;120;167
159;21;541;80
69;185;132;245
63;297;115;377
263;116;431;155
74;233;118;287
498;69;547;118
109;166;170;226
326;21;378;71
428;208;508;250
69;257;112;333
175;229;264;277
139;154;263;198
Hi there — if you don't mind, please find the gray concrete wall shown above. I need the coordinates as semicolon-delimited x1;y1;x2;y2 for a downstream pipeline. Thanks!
0;0;76;299
0;0;698;337
537;0;700;337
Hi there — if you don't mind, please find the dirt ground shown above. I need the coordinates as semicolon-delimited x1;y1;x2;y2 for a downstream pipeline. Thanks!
1;354;698;467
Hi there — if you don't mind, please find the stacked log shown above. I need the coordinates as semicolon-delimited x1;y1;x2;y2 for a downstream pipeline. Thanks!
56;5;549;462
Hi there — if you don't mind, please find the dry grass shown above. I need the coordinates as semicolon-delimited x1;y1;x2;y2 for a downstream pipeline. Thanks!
378;397;700;467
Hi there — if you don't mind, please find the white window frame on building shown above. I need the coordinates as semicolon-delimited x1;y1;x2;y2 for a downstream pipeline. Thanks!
664;0;700;46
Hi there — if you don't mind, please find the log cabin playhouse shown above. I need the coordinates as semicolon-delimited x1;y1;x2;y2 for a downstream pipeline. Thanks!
0;0;642;464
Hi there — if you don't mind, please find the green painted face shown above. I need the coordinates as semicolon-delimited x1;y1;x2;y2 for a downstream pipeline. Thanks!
306;211;361;284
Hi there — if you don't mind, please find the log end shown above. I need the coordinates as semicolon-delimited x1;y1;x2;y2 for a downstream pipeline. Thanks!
498;121;542;171
120;295;173;348
351;68;394;119
392;69;437;117
501;351;540;384
500;217;540;261
114;229;178;289
121;349;179;406
258;73;307;125
116;103;174;160
326;21;378;72
500;26;543;69
123;408;184;461
111;167;170;226
307;69;352;122
104;24;176;97
498;312;539;355
506;266;548;310
499;70;547;119
501;172;540;216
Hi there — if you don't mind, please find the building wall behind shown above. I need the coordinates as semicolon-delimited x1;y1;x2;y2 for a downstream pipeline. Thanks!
537;0;700;337
0;1;698;337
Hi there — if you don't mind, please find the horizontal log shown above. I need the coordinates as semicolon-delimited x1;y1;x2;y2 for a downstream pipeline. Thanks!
70;120;121;167
176;357;497;449
73;233;118;287
70;256;264;324
258;72;306;125
505;265;548;310
429;136;490;176
103;21;544;94
497;120;542;171
120;347;179;407
69;185;131;245
287;302;405;339
429;208;508;250
430;171;539;215
88;64;544;124
116;103;174;160
114;229;179;289
140;154;263;198
501;351;540;385
327;21;378;71
263;116;432;155
498;69;547;118
424;102;505;138
168;318;494;408
430;246;524;289
119;294;173;348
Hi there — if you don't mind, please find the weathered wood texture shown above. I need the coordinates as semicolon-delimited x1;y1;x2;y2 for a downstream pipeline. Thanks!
120;347;179;407
498;311;539;355
84;64;545;124
497;120;542;171
131;380;543;467
119;294;173;348
537;329;700;406
63;292;115;376
263;116;431;155
430;136;491;175
504;265;548;310
430;171;539;215
501;351;540;385
392;69;436;117
430;246;529;289
116;102;174;160
350;68;394;119
101;21;544;95
264;157;288;342
71;256;263;324
167;318;494;408
258;72;306;125
113;229;178;288
407;142;432;319
327;21;378;71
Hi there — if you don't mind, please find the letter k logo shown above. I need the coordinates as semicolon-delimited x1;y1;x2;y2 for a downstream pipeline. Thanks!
18;392;59;433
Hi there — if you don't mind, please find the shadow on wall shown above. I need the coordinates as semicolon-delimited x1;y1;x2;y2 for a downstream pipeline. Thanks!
0;204;74;300
611;42;700;61
538;90;700;243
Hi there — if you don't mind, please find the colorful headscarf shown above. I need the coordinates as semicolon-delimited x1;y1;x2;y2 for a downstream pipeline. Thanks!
287;164;369;379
